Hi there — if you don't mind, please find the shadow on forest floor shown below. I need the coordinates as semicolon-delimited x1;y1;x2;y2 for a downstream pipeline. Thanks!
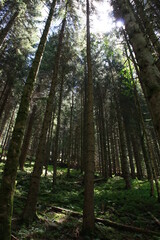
0;161;160;239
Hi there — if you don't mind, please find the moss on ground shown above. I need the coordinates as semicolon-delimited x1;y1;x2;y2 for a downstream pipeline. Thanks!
0;161;160;239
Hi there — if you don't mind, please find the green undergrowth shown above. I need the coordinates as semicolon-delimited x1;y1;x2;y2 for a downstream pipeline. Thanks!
94;178;160;224
0;161;160;239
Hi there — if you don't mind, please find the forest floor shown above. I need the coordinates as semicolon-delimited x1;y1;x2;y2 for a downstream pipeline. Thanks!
1;162;160;240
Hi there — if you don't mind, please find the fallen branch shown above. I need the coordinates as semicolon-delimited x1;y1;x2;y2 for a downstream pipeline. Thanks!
45;205;82;218
95;217;159;235
45;205;160;236
11;234;19;240
148;211;160;227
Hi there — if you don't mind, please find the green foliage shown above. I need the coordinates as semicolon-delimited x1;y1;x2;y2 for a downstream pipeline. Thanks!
1;163;160;239
38;168;84;212
94;177;160;228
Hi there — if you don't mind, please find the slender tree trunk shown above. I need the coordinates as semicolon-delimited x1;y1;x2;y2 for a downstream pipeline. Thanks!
108;57;131;187
140;135;154;196
131;134;143;180
110;128;116;175
106;123;112;178
0;79;9;103
0;102;12;138
45;107;56;177
0;10;19;46
125;127;136;179
0;109;15;160
80;85;84;173
19;105;37;170
114;127;121;175
117;104;131;189
0;1;56;238
0;77;13;120
151;130;160;167
97;110;104;177
82;0;95;234
97;86;108;179
67;93;73;178
82;63;88;174
53;76;64;186
23;13;66;222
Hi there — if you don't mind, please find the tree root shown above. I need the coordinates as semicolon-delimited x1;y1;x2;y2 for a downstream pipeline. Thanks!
45;205;160;236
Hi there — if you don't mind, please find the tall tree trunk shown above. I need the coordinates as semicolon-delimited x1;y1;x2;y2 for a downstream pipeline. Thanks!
97;86;108;179
125;127;136;179
19;105;37;170
114;127;121;175
125;44;154;192
0;102;12;138
0;109;15;160
0;77;10;104
67;92;73;178
0;75;13;120
0;10;19;46
133;0;160;58
82;63;88;174
80;85;84;173
108;57;131;187
53;75;64;186
97;110;104;177
112;0;160;140
0;1;56;238
23;13;66;222
116;103;131;189
45;106;56;177
82;0;95;234
131;134;143;180
106;123;112;178
110;128;116;175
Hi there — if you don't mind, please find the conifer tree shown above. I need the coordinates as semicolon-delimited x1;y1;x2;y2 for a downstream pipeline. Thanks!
0;1;57;238
82;0;95;234
111;0;160;140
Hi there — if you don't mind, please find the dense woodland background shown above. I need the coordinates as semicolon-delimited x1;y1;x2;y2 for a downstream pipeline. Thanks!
0;0;160;239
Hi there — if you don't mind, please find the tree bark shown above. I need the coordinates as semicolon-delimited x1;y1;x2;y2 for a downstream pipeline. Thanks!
117;104;131;189
19;105;37;170
53;75;64;186
0;75;13;120
0;1;56;238
67;92;73;178
97;85;108;179
131;134;143;180
23;12;66;222
112;0;160;140
0;10;19;46
82;0;95;234
125;127;136;179
133;0;160;58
